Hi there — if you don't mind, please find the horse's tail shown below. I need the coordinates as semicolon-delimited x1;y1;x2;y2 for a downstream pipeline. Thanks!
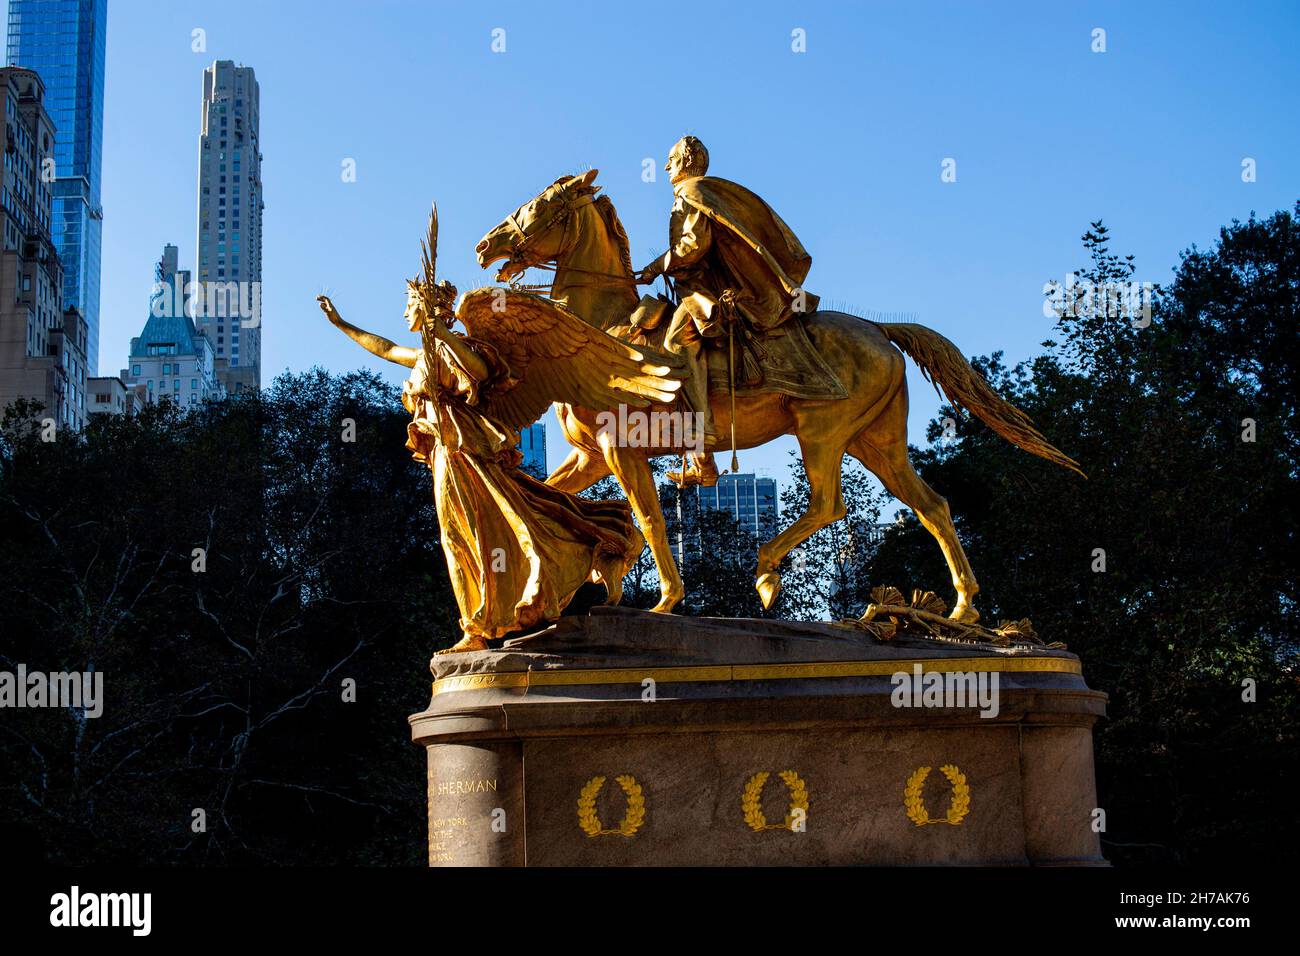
878;322;1086;478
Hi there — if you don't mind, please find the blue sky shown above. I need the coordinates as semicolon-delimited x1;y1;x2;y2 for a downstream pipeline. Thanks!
8;0;1299;488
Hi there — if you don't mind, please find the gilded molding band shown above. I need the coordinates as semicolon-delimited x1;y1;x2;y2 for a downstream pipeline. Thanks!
430;655;1081;697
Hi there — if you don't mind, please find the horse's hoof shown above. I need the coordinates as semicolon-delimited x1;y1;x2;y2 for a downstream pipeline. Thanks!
756;571;781;610
949;604;980;625
650;593;682;614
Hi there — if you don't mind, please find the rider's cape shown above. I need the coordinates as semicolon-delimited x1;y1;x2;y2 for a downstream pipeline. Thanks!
676;175;820;331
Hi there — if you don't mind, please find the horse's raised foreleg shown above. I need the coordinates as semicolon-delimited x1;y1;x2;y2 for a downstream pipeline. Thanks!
600;438;683;613
754;434;848;610
847;429;980;624
547;446;611;493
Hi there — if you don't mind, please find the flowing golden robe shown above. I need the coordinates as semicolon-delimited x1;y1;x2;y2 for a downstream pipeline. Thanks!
402;336;641;641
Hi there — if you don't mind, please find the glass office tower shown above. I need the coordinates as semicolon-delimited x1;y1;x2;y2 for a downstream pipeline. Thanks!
519;421;547;479
6;0;107;374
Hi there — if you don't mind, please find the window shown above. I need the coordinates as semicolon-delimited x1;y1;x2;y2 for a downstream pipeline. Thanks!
132;364;140;375
191;379;197;390
162;363;170;374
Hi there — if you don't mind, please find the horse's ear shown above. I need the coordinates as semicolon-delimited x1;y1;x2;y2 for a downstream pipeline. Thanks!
577;167;599;188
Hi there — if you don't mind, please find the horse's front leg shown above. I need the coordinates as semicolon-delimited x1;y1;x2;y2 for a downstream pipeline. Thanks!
600;438;683;613
547;446;612;493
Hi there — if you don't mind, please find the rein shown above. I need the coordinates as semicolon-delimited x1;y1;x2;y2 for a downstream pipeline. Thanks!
501;193;637;293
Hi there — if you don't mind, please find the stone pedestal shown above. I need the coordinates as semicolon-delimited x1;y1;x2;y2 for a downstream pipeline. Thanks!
410;607;1107;866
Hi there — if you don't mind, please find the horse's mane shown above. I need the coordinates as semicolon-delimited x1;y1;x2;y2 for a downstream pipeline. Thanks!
592;194;634;279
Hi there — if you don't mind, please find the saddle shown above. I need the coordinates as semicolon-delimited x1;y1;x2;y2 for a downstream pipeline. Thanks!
614;295;846;402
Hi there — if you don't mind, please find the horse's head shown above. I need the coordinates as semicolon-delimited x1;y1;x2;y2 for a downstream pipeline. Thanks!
476;169;601;282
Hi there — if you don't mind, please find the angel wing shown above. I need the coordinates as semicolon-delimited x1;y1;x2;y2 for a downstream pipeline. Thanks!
454;288;683;432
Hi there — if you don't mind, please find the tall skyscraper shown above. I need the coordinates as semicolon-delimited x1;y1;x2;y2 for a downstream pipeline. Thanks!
0;65;87;429
194;60;263;393
6;0;107;375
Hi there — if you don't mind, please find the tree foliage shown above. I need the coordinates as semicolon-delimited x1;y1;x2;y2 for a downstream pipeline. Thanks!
0;370;455;864
871;209;1299;864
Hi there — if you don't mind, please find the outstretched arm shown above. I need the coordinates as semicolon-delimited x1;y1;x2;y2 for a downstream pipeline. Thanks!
317;295;418;367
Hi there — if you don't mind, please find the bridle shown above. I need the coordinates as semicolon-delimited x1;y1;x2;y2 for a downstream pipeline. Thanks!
499;191;636;293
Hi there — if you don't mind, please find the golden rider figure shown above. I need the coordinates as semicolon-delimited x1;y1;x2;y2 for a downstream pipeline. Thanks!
634;135;820;486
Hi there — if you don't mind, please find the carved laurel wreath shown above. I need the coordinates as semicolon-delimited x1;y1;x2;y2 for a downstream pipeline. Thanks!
741;770;810;832
903;764;971;826
576;774;646;838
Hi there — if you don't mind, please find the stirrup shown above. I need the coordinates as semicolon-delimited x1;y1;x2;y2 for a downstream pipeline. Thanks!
668;459;721;488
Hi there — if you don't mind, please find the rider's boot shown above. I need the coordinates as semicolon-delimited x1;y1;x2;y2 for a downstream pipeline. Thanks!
668;452;720;487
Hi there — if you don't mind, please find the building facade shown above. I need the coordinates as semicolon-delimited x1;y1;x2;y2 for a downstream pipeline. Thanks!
121;244;222;410
194;60;263;394
696;473;779;538
86;373;129;415
671;472;780;562
519;421;547;478
0;65;87;430
6;0;107;375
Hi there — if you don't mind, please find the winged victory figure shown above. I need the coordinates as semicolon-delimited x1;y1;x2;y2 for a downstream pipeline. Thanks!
316;206;681;653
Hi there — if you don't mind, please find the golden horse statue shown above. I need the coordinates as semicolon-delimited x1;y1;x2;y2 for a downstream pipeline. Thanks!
474;169;1083;624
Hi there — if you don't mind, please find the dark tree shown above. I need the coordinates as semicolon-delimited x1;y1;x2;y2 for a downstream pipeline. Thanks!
0;370;456;865
869;208;1300;865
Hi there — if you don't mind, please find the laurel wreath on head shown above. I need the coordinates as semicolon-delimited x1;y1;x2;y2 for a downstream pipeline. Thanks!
576;774;646;837
904;764;971;826
741;770;810;832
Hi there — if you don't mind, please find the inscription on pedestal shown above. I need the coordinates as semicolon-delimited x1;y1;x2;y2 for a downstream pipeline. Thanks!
425;742;523;866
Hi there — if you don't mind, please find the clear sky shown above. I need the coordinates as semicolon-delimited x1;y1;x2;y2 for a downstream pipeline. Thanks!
7;0;1299;487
